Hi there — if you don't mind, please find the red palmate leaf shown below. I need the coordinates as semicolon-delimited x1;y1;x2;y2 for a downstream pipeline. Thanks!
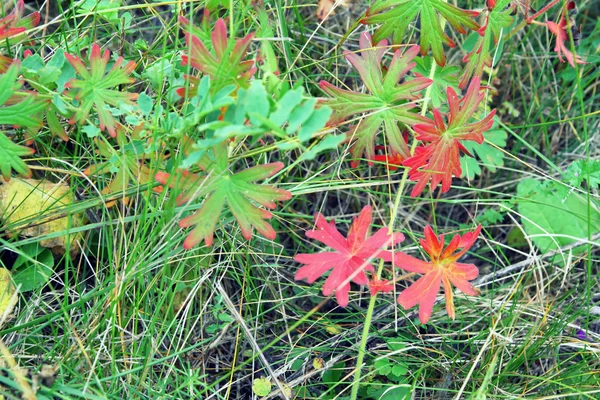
295;205;404;306
371;144;406;171
395;225;482;324
320;32;431;167
178;17;256;96
402;77;495;197
65;44;138;137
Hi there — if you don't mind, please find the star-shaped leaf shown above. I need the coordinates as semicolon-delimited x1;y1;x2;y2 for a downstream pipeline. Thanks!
295;205;404;307
320;32;431;167
0;0;40;73
362;0;479;66
156;142;291;249
403;77;496;197
0;133;34;181
394;225;482;324
65;44;138;137
178;17;256;96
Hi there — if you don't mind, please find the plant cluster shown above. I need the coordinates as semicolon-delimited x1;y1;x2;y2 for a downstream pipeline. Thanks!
0;0;596;398
0;0;590;328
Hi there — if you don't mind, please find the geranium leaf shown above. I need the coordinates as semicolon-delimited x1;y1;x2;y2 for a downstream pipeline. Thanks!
459;0;513;88
0;74;47;128
0;133;34;181
0;0;40;52
413;56;460;108
460;128;507;180
362;0;479;66
0;62;48;181
395;225;482;324
294;205;404;307
65;43;138;137
178;17;256;96
403;77;496;197
156;142;291;249
320;32;431;167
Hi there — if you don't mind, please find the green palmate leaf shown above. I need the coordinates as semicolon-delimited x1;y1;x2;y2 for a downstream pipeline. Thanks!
460;128;507;180
320;32;431;167
0;61;48;128
459;0;513;88
65;43;138;137
21;50;74;141
413;56;460;108
517;178;600;255
0;61;48;181
362;0;479;66
156;142;292;249
0;133;34;181
565;159;600;189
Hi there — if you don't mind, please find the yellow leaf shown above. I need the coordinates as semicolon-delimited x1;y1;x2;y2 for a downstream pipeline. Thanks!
0;267;16;328
312;357;324;370
0;178;84;254
325;323;342;335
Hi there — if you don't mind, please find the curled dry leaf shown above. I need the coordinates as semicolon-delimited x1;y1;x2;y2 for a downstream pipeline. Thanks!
0;178;85;254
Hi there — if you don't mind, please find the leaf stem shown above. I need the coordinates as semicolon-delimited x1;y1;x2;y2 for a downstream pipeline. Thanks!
348;35;440;400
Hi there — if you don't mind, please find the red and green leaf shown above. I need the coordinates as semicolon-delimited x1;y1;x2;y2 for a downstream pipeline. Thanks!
394;225;481;324
320;32;431;167
0;0;40;41
65;44;138;137
403;77;496;197
362;0;479;66
178;17;256;96
295;205;404;306
0;0;40;73
459;0;513;88
156;142;291;249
